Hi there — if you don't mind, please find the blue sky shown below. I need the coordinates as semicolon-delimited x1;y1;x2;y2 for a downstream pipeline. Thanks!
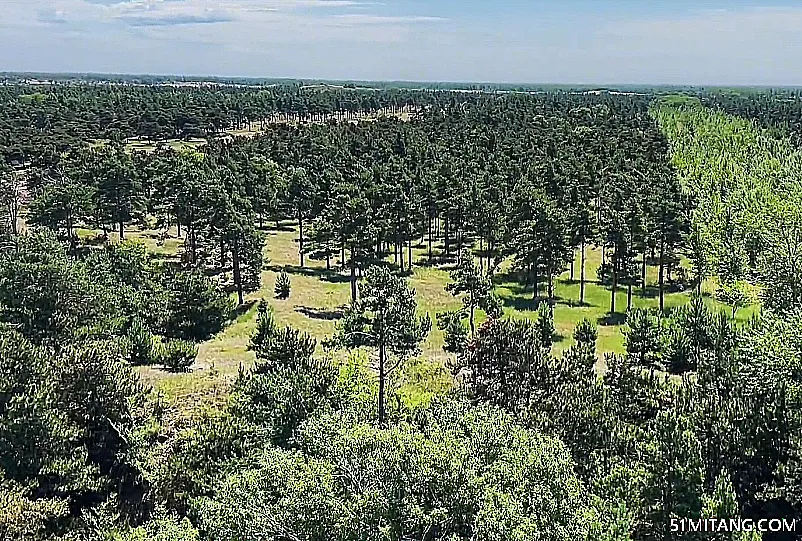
2;0;802;84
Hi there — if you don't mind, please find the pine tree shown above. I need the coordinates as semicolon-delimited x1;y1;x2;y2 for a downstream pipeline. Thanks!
275;271;291;300
446;249;495;338
334;266;430;426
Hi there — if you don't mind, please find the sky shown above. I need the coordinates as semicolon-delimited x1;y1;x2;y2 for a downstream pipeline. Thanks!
2;0;802;85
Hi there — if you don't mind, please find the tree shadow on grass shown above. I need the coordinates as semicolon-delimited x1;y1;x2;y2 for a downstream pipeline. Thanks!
231;299;258;320
268;264;352;284
597;313;627;326
295;306;344;321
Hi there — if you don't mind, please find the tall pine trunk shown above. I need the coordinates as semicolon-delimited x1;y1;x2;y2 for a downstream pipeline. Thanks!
659;237;666;312
642;250;647;297
570;250;575;281
610;249;618;315
428;215;433;262
233;237;244;306
350;249;357;302
298;213;305;267
378;342;386;427
580;240;586;305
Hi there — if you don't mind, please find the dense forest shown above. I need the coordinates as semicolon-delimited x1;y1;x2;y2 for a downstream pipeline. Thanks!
1;81;802;540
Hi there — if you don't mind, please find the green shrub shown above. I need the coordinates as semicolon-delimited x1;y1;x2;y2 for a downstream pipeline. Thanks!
125;317;157;366
161;267;234;341
274;270;291;300
160;339;198;373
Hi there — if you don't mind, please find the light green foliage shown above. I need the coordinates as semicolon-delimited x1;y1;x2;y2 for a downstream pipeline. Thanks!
110;516;200;541
715;279;759;319
124;317;158;366
654;100;802;314
160;339;199;372
193;399;619;541
0;480;69;541
436;309;469;357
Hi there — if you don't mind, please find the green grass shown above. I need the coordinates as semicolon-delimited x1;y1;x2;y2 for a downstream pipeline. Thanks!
123;223;757;409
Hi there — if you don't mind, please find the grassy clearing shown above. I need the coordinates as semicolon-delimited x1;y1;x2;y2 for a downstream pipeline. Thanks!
130;224;756;409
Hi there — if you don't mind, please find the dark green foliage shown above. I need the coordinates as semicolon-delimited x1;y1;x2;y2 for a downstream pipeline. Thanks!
573;318;598;355
8;82;802;541
0;229;118;346
160;339;198;373
0;330;150;534
445;249;495;336
124;317;158;366
535;301;556;350
436;310;469;356
623;308;662;368
161;267;233;341
237;303;336;445
249;303;316;372
274;270;291;300
465;317;552;416
85;240;170;331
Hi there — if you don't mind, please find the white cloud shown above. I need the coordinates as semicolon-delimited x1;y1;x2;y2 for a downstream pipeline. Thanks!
1;2;802;84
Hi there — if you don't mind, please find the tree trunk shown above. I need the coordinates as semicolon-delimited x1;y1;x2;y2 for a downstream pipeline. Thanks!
642;250;647;297
444;217;450;255
399;243;405;273
580;240;586;305
190;227;197;264
428;215;433;262
548;269;554;300
378;343;386;427
610;250;618;315
533;261;539;302
408;239;412;272
350;250;357;302
627;282;633;312
66;214;76;253
469;293;476;338
298;214;305;267
233;237;244;306
659;237;666;312
119;220;125;240
570;251;575;281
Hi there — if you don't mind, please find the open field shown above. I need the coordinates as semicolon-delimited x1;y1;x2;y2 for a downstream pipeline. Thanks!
134;224;757;408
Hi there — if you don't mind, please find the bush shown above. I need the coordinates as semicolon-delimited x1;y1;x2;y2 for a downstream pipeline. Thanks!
436;310;468;356
573;318;598;353
160;339;198;373
274;270;291;300
161;267;234;341
124;318;158;366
